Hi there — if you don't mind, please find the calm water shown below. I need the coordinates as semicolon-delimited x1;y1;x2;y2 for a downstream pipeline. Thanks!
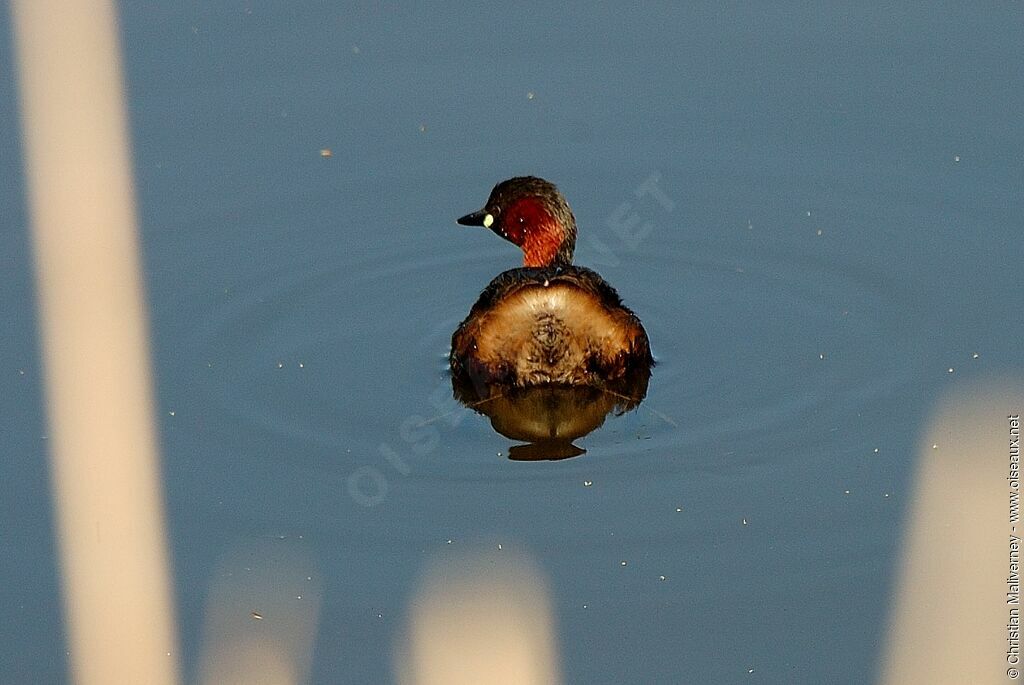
2;3;1022;683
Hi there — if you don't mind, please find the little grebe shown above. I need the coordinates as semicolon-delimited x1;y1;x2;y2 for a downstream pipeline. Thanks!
450;177;652;387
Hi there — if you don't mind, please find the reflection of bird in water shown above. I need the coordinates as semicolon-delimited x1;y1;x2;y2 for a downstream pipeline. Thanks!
450;177;653;388
451;379;651;461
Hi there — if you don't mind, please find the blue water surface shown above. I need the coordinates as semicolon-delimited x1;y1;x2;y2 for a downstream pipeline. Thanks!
1;3;1022;683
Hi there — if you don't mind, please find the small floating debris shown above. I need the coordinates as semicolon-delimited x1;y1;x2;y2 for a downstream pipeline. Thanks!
658;575;667;581
947;367;954;374
972;352;980;359
583;480;593;487
251;611;263;620
527;91;535;100
620;560;628;567
319;148;332;158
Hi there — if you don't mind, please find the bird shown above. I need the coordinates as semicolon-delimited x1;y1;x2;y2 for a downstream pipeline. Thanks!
450;176;652;388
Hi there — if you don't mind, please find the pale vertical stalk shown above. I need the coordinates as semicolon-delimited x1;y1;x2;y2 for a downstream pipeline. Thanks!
199;541;322;685
396;546;561;685
881;378;1023;684
11;1;180;684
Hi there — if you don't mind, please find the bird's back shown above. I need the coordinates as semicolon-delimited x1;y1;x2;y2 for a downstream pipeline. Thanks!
450;266;651;386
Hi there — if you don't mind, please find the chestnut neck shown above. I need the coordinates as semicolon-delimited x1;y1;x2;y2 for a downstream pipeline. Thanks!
522;217;572;267
501;194;576;268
